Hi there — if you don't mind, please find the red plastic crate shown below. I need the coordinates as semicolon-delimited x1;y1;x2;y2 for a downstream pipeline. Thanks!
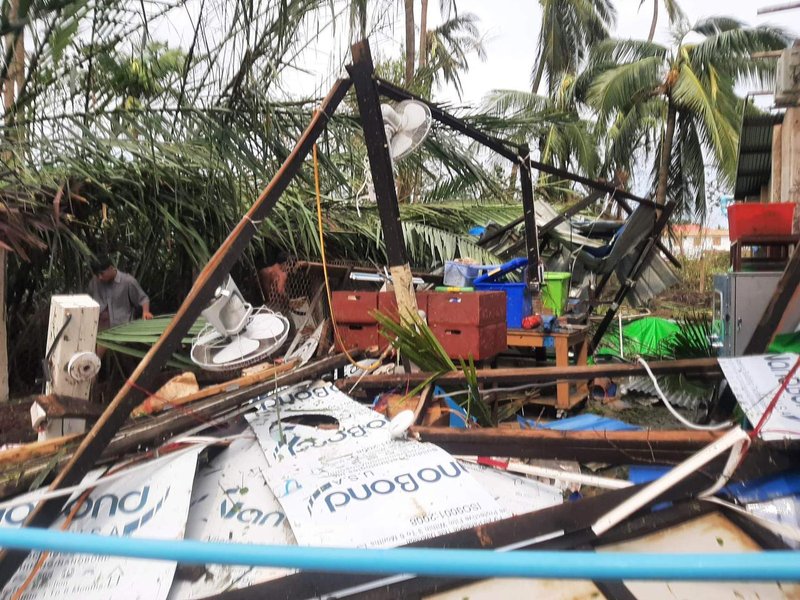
331;291;378;324
728;202;797;242
377;291;430;322
334;323;384;351
427;291;506;327
431;322;507;361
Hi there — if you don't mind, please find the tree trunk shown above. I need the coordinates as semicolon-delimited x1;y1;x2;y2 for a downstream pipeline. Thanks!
404;0;415;85
655;101;677;207
0;0;22;403
418;0;429;70
648;0;658;42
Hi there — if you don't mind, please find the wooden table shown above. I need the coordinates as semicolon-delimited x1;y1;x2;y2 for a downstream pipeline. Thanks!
506;327;589;410
731;234;799;271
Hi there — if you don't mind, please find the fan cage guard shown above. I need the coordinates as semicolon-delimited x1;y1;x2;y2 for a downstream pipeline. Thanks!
190;307;290;373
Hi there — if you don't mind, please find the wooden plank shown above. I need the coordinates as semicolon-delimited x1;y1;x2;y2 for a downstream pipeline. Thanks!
781;107;800;202
207;495;712;600
412;425;725;465
336;357;722;391
0;78;354;586
772;123;783;203
0;354;355;500
744;242;800;354
132;360;298;416
0;433;81;469
347;42;406;269
37;295;100;440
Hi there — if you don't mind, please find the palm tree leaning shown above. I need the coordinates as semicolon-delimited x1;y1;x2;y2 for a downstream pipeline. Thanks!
531;0;616;95
585;17;789;217
640;0;686;42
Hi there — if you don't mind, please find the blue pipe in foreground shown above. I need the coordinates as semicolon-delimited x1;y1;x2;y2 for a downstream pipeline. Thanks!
0;527;799;581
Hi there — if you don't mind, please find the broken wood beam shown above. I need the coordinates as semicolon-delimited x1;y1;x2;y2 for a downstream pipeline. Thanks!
0;354;355;500
412;426;724;464
0;78;354;586
214;494;713;600
132;359;298;417
337;357;722;392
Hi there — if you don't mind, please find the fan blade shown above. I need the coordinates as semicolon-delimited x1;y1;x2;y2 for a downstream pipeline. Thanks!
244;313;286;340
400;102;429;131
391;133;414;159
212;336;259;365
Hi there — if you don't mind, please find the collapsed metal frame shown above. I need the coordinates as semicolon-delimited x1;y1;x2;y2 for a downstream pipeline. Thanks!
0;38;679;585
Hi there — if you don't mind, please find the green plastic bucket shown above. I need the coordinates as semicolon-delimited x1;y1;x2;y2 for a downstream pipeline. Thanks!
542;272;571;316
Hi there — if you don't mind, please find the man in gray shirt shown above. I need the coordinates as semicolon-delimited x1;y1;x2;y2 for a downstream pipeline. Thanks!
88;256;153;329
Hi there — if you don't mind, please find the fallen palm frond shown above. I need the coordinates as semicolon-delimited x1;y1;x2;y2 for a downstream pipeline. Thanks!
374;309;494;426
95;316;207;370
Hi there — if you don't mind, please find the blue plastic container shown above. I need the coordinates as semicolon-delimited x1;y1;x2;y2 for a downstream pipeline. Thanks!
473;257;530;328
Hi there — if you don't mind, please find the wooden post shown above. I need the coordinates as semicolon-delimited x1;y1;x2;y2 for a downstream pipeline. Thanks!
32;295;99;440
771;123;783;203
0;250;7;403
347;40;419;322
781;107;800;203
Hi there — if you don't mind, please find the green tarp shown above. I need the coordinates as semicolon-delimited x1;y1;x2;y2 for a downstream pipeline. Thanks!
596;316;680;359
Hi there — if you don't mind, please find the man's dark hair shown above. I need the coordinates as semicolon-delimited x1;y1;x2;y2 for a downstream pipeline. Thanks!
275;251;289;265
91;255;114;275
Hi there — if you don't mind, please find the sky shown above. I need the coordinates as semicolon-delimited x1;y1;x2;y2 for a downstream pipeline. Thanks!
430;0;796;106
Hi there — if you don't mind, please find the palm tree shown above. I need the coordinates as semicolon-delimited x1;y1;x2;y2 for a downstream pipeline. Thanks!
640;0;686;42
531;0;616;95
482;82;600;196
584;17;789;217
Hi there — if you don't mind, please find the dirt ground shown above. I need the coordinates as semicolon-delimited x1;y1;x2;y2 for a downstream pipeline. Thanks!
0;398;36;446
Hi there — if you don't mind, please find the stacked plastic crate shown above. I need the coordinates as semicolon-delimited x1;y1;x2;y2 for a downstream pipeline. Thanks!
332;290;507;361
427;291;507;361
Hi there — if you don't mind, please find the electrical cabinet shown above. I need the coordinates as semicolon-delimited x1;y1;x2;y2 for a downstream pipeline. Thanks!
712;272;783;357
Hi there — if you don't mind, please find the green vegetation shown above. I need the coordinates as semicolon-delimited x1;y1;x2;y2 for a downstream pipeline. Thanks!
0;1;792;393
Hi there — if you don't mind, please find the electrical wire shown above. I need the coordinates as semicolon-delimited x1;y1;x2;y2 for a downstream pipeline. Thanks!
637;357;731;431
312;142;384;376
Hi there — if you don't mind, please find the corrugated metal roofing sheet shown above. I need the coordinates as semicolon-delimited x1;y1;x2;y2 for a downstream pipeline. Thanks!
734;113;784;199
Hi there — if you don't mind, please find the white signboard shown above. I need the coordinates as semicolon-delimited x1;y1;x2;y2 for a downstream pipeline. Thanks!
460;462;563;516
168;432;295;599
247;381;509;548
719;353;800;440
0;448;200;600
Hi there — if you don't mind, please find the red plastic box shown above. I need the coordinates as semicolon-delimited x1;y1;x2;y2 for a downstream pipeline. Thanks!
431;322;507;361
728;202;797;242
377;291;430;322
334;323;383;351
427;291;506;327
331;291;378;324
